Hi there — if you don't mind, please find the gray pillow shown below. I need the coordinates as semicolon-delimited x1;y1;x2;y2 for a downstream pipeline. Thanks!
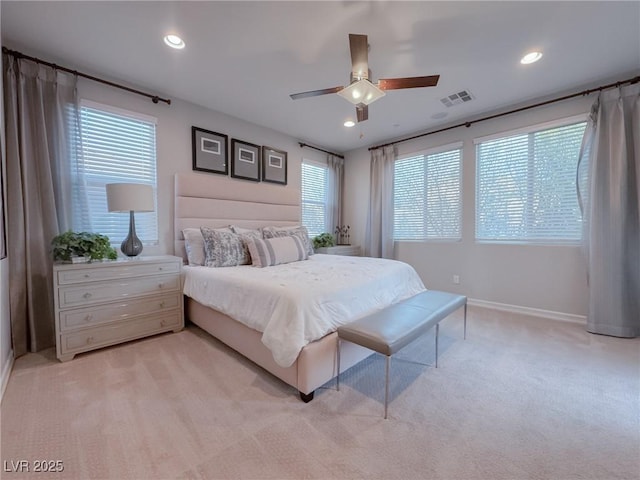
262;225;314;256
201;227;248;267
183;227;232;266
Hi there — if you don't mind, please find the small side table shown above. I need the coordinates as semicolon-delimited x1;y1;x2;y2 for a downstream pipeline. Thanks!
315;245;361;256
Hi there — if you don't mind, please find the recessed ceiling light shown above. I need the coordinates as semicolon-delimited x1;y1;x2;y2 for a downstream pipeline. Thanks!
164;34;185;50
520;51;542;64
344;120;355;128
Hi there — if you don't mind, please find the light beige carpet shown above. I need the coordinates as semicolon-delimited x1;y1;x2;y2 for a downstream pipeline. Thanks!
1;306;639;480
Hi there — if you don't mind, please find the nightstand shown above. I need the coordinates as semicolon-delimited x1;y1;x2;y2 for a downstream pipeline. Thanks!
315;245;361;256
53;255;184;362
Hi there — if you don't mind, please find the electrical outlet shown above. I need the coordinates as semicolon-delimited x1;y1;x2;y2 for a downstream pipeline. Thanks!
453;274;460;285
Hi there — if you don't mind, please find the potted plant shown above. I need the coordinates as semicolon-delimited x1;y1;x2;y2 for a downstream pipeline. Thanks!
51;231;118;263
312;232;335;251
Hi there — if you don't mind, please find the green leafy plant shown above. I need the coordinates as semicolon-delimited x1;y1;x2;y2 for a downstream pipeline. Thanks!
312;232;335;250
51;231;118;262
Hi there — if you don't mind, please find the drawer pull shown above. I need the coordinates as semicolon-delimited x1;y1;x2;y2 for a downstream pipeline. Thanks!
160;320;166;327
158;282;164;289
158;267;163;271
84;314;93;322
83;293;92;299
86;336;94;345
84;274;90;278
159;301;166;308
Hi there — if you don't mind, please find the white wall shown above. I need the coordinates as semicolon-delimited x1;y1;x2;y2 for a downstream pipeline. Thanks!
78;78;310;256
344;96;592;317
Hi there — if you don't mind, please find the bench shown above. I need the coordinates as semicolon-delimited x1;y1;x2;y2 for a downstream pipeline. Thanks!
336;290;467;419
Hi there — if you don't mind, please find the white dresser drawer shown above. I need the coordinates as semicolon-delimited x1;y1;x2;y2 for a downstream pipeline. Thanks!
59;292;182;332
54;255;184;362
59;311;182;355
56;260;180;285
58;274;180;308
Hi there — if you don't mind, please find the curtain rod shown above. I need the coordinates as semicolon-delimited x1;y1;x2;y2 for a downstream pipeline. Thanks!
299;142;344;159
369;75;640;151
2;47;172;105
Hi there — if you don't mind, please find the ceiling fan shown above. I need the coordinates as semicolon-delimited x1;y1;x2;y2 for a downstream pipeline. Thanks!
290;34;440;123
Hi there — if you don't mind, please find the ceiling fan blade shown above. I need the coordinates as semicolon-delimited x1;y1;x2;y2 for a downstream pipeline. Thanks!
290;86;344;100
378;75;440;91
349;34;369;80
356;104;368;123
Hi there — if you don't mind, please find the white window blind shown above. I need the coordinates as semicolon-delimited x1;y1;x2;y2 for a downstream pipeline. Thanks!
72;103;158;245
301;162;328;237
394;147;462;240
475;121;587;243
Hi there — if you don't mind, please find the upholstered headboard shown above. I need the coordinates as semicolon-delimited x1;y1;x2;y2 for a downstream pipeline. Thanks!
174;172;301;261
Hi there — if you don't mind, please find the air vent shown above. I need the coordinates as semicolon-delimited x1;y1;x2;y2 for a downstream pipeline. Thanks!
440;90;474;108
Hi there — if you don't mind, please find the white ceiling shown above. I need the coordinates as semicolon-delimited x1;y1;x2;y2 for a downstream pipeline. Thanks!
2;1;639;153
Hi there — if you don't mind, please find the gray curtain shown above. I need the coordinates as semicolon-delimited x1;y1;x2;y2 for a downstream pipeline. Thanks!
364;145;396;258
3;55;78;356
578;83;639;337
326;154;344;234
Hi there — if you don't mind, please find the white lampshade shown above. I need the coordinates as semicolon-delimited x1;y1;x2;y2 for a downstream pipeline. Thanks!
337;79;386;106
106;183;154;212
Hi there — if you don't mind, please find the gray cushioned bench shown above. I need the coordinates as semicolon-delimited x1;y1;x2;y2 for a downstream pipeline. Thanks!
337;290;467;418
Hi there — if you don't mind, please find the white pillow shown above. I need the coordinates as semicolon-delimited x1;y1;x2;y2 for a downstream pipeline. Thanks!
183;227;231;266
247;235;308;268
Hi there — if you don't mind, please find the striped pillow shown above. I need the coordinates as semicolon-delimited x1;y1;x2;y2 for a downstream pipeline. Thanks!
247;235;308;268
262;225;314;256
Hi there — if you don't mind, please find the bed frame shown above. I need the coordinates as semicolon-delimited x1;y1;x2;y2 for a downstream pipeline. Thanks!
174;172;371;401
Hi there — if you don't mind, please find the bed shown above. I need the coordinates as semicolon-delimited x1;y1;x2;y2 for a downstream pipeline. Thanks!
174;172;425;401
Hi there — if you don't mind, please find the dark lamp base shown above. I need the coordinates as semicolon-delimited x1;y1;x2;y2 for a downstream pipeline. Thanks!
121;210;144;257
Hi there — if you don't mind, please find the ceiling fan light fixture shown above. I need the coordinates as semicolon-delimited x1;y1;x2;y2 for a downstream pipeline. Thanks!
520;51;542;64
164;34;185;50
338;79;385;106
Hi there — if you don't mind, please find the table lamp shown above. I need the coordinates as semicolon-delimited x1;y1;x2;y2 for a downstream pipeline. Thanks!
106;183;154;257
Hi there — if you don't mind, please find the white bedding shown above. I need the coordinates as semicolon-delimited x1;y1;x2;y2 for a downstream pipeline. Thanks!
183;254;425;367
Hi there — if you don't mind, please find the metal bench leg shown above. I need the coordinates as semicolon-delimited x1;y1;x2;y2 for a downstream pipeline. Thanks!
464;302;468;340
384;355;391;419
336;338;341;391
435;323;439;368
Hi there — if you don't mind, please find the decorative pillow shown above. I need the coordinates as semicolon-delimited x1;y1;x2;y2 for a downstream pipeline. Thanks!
183;227;232;266
247;235;309;268
200;227;249;267
230;225;263;238
237;229;262;265
262;225;314;256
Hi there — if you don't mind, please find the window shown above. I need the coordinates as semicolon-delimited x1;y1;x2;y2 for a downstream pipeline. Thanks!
72;102;158;245
393;145;462;240
475;119;587;243
301;161;328;237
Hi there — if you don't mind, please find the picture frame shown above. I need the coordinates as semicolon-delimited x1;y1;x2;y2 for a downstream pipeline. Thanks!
192;126;228;175
231;139;261;182
261;146;288;185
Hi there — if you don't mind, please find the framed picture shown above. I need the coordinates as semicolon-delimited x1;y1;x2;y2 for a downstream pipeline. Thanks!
231;139;261;182
262;146;288;185
192;126;228;175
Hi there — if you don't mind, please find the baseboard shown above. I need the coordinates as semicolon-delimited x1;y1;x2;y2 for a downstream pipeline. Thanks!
1;350;14;403
468;298;587;324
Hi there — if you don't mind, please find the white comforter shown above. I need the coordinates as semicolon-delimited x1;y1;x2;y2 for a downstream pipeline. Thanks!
183;254;425;367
